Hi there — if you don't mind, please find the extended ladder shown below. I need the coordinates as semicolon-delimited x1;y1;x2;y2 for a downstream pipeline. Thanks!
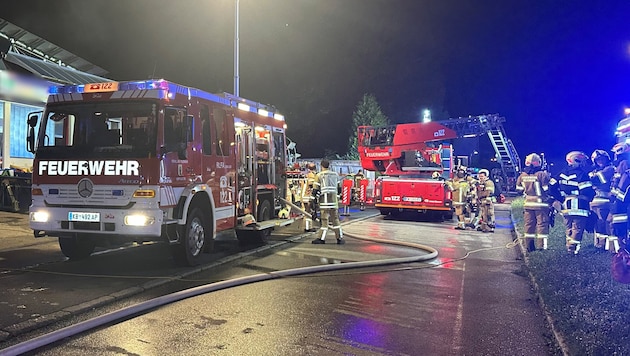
438;114;521;192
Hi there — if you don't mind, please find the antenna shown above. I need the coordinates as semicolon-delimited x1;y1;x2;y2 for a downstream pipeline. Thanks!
150;61;157;79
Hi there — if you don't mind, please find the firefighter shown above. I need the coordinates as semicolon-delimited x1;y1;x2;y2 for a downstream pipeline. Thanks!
354;169;366;211
312;159;345;244
301;163;317;232
476;169;496;233
589;149;615;250
516;153;553;251
609;143;630;253
550;151;595;254
448;166;475;230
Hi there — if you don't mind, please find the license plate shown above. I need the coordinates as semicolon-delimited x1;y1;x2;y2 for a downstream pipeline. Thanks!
68;212;100;222
403;197;423;202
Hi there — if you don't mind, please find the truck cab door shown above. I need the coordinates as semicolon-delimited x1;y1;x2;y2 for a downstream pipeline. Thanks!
160;107;191;186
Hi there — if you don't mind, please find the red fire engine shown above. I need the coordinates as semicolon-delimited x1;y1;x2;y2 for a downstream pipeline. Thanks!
26;79;294;266
358;115;521;218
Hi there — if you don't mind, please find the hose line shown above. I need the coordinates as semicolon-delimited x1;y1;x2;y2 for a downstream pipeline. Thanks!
1;231;437;356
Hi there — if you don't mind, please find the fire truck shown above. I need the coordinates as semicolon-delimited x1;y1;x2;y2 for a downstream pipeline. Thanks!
26;79;294;266
358;114;521;218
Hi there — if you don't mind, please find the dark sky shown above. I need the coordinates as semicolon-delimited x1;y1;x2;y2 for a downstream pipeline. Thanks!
4;0;630;164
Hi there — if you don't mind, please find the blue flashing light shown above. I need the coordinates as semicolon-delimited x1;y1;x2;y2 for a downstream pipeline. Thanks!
48;188;59;195
112;190;125;196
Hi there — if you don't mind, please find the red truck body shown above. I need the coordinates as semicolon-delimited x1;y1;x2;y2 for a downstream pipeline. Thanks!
358;122;457;218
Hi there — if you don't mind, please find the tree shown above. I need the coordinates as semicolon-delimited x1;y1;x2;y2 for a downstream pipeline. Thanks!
346;93;390;159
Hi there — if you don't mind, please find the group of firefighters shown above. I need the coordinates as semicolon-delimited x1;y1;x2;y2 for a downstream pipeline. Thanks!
447;167;497;233
515;143;630;255
289;142;630;255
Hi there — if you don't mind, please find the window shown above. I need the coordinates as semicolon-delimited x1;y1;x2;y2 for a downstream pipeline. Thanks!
33;102;157;159
213;108;229;156
11;103;44;159
201;104;212;155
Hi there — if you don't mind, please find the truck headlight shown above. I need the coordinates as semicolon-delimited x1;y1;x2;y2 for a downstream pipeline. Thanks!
30;211;49;223
124;214;155;226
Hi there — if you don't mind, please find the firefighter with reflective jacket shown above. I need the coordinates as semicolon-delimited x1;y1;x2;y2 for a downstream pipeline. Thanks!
609;143;630;253
550;151;596;254
475;169;496;233
301;163;317;232
589;149;615;250
447;166;475;230
516;153;552;251
311;159;345;244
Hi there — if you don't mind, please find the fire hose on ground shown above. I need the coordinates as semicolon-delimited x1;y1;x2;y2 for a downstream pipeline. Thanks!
0;220;438;356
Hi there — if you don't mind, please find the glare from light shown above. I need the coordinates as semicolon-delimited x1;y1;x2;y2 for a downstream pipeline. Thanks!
422;109;431;123
30;211;49;223
237;103;250;111
258;108;269;117
274;113;284;121
124;214;155;226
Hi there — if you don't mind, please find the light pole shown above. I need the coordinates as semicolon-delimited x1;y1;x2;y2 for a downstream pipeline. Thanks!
234;0;240;96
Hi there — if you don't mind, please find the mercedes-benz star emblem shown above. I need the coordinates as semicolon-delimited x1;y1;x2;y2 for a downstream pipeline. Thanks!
77;178;94;198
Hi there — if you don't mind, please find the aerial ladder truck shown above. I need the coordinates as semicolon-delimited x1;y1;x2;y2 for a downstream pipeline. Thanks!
358;114;520;218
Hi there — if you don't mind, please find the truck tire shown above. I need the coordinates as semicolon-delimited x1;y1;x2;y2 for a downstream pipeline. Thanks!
58;235;96;260
172;207;209;266
256;199;273;242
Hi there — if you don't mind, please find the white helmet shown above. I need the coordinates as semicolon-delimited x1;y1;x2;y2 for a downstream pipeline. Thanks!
565;151;589;167
478;169;490;177
525;153;542;167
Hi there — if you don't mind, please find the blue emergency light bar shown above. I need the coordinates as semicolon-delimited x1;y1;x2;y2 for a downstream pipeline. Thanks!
49;79;170;95
47;79;285;121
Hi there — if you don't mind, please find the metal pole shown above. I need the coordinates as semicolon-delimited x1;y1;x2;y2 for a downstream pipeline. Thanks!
234;0;240;97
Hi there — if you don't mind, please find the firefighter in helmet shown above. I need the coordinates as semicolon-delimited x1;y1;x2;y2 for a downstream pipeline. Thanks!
516;153;553;251
609;143;630;253
301;163;317;232
550;151;595;254
475;168;496;233
447;166;475;230
589;149;615;250
311;159;344;244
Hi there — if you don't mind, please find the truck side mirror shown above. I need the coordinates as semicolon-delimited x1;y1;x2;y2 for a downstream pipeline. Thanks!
27;113;39;153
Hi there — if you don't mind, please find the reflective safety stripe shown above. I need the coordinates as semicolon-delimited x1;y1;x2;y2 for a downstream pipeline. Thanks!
560;209;589;217
591;197;610;205
536;234;548;239
612;214;628;223
534;181;542;196
578;181;593;190
523;201;549;208
560;173;577;180
596;171;607;184
524;233;536;238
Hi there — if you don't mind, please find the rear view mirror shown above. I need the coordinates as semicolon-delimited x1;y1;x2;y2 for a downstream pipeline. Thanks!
27;113;39;153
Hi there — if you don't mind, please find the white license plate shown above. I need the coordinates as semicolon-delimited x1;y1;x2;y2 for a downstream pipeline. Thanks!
403;197;423;202
68;212;100;222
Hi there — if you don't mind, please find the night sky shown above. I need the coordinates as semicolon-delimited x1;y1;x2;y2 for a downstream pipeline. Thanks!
4;0;630;167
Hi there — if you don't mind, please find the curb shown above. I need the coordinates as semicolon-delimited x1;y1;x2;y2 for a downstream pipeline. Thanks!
0;211;380;343
509;207;570;356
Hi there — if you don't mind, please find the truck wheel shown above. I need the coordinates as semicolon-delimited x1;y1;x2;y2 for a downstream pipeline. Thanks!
58;235;95;260
256;199;273;242
172;207;209;266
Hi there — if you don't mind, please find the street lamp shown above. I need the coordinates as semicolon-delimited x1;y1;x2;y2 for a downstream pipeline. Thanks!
422;109;431;123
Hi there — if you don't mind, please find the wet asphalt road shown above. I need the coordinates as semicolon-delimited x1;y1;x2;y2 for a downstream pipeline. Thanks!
0;204;559;355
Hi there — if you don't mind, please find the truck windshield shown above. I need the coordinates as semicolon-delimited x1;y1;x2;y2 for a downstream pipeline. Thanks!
35;102;157;159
